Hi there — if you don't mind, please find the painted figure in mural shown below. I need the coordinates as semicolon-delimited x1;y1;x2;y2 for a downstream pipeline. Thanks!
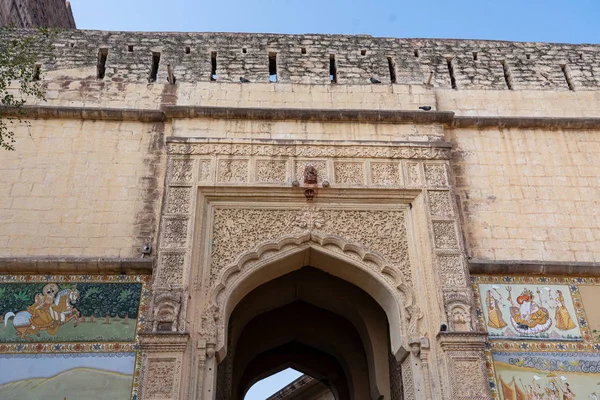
561;382;576;400
3;284;80;338
554;290;577;331
545;381;560;400
590;392;598;400
507;287;552;334
486;289;508;329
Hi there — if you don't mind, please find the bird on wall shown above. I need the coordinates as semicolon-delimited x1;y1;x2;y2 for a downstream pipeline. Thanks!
419;106;432;111
240;77;250;83
370;77;381;84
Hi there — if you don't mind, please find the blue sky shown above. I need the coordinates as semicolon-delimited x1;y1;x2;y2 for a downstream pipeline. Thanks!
66;0;598;398
69;0;600;44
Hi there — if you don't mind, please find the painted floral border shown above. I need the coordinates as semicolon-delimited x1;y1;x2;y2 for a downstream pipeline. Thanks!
472;275;600;399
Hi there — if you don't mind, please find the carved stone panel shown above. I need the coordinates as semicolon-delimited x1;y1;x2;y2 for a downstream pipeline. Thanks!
255;159;288;184
432;220;459;249
169;159;194;184
371;162;402;186
405;162;422;186
157;252;185;286
198;159;213;183
428;190;454;218
334;162;365;185
436;254;467;290
451;359;489;399
217;159;249;183
161;218;189;249
424;163;448;187
166;187;192;215
209;207;411;288
401;356;416;400
145;358;177;399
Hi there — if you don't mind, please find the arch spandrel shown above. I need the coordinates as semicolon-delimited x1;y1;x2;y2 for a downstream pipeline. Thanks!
203;231;421;360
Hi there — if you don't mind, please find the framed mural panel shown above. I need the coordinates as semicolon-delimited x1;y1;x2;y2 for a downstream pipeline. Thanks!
0;275;150;400
473;275;600;399
477;283;582;341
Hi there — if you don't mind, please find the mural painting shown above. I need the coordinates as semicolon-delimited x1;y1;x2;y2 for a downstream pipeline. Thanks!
0;275;149;399
0;281;143;342
579;286;600;342
478;283;582;341
493;351;600;399
0;353;137;400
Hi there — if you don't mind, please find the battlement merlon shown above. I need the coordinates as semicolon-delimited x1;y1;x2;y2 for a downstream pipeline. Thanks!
3;29;600;90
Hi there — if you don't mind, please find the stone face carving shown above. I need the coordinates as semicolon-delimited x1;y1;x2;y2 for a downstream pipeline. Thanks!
162;218;189;249
371;162;401;186
406;162;421;186
157;252;185;286
424;163;448;187
166;187;192;214
334;162;365;185
167;142;452;160
145;358;177;399
304;164;318;184
170;159;194;183
437;254;467;289
256;160;287;183
152;291;182;332
295;160;327;184
428;190;454;217
432;220;459;249
217;159;249;183
444;292;475;332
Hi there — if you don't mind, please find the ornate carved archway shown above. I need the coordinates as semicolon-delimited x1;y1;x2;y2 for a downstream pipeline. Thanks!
139;139;492;400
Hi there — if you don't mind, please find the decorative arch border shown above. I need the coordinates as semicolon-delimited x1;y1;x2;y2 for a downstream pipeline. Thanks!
203;231;423;358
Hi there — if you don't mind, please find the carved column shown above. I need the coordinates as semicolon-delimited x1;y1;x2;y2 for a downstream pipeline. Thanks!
436;332;490;400
139;332;190;400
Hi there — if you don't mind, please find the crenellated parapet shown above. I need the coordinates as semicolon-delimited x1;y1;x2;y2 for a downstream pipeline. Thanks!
4;29;600;89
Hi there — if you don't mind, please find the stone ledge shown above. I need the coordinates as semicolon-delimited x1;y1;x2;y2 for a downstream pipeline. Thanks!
162;105;456;124
469;259;600;276
5;105;600;130
0;256;154;274
453;116;600;130
0;105;165;122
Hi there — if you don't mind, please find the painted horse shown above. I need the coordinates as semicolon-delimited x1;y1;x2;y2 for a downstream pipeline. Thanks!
3;285;81;338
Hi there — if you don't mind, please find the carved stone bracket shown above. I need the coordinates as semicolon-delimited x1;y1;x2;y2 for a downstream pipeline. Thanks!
148;290;188;332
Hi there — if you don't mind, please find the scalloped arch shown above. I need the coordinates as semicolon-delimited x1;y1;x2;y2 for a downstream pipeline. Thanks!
207;231;422;358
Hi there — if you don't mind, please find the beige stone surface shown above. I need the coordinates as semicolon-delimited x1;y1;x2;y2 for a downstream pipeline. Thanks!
449;127;600;262
0;119;165;257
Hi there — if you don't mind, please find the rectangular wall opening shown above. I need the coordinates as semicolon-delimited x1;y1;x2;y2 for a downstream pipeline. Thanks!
329;54;337;83
561;64;575;91
211;51;217;81
33;64;41;81
472;51;478;61
97;48;108;80
185;46;191;54
446;57;457;89
269;52;277;82
500;60;513;90
387;57;397;84
128;45;134;52
149;52;160;83
301;47;306;54
414;48;420;57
